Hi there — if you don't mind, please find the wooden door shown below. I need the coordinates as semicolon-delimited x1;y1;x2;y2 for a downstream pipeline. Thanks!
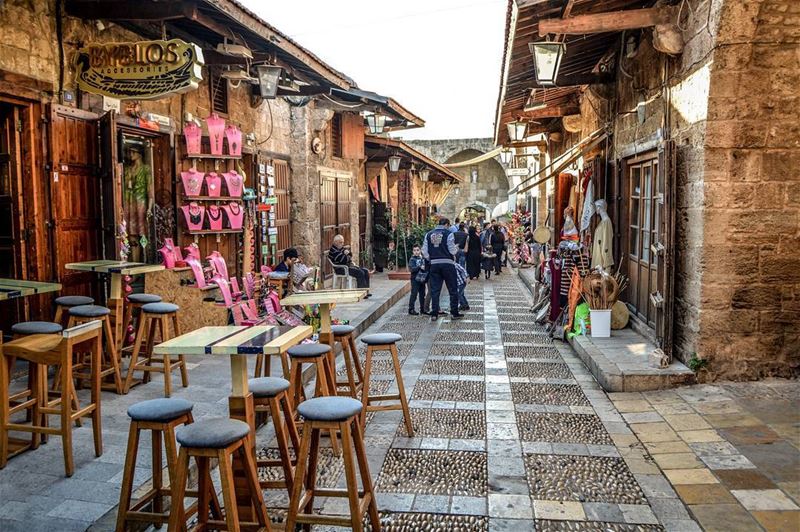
656;141;676;356
336;175;352;245
625;153;661;329
272;158;291;263
98;111;119;259
320;173;337;276
0;103;26;329
48;104;101;297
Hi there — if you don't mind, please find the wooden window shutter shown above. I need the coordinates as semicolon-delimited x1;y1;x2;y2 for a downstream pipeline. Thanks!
209;68;229;115
341;113;365;160
330;113;342;158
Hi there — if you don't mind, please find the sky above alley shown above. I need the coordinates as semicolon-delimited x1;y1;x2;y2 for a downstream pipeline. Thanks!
240;0;507;140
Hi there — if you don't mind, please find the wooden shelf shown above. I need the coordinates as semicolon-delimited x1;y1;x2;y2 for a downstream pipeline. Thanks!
186;229;243;236
183;196;243;202
183;153;242;160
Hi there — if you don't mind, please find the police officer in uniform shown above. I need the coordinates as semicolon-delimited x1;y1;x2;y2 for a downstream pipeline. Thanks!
422;218;464;321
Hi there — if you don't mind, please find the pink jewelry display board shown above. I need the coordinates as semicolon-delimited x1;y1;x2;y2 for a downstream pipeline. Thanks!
181;203;205;231
225;124;242;156
184;244;200;261
223;202;244;230
158;238;183;268
223;171;244;197
207;205;224;231
205;173;222;197
205;114;226;155
183;122;202;154
181;169;205;197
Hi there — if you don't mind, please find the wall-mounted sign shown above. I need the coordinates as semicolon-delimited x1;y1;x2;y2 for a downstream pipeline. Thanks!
75;39;204;100
506;168;530;177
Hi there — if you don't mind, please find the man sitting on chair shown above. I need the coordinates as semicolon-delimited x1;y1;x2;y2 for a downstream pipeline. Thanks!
274;247;299;273
329;234;371;297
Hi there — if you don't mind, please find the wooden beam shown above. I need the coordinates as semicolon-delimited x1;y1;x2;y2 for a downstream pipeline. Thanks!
508;140;547;149
521;104;580;119
65;0;195;21
516;0;562;9
538;7;675;36
549;72;614;87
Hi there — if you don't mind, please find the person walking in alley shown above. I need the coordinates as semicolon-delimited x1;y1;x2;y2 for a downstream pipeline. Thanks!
408;245;427;315
490;224;506;275
453;222;468;268
482;246;496;279
455;261;470;311
466;225;482;280
422;218;463;321
329;234;371;297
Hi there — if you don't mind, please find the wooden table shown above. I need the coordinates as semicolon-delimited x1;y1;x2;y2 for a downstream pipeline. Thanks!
280;289;368;346
65;261;165;349
153;324;313;521
0;279;62;301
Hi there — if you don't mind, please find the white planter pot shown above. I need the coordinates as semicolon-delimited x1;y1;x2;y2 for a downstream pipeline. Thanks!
590;309;611;338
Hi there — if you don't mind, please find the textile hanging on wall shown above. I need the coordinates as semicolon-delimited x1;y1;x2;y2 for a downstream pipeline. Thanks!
591;215;614;269
580;180;595;231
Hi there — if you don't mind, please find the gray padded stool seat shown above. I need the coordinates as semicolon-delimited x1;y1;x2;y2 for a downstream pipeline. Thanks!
248;377;290;398
11;321;63;336
141;302;179;314
127;398;193;422
360;333;402;345
287;343;331;358
297;396;362;422
69;304;111;318
128;293;162;304
54;295;94;307
331;324;355;336
176;418;250;449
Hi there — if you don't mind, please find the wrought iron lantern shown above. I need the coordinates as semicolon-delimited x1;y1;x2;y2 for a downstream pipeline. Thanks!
419;167;430;182
529;41;566;86
388;153;402;172
254;65;282;98
366;112;386;134
506;120;527;142
499;148;513;165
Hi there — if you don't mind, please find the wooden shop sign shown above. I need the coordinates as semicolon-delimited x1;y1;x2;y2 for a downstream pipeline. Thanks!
74;39;204;100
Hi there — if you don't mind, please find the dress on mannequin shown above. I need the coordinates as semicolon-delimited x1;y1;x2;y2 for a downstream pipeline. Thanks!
223;202;244;230
223;170;244;197
181;203;205;231
591;199;615;270
181;169;205;197
183;122;202;154
205;114;226;155
207;204;224;230
205;173;222;197
225;124;242;156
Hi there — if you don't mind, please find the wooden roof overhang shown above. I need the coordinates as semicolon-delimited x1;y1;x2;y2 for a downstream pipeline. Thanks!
494;0;652;146
326;88;425;132
365;136;463;184
65;0;355;93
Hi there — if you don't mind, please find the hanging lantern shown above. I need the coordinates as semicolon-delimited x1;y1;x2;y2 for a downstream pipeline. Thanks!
506;120;527;142
529;41;566;86
419;167;430;182
454;186;461;196
388;153;402;172
366;112;386;134
499;148;513;165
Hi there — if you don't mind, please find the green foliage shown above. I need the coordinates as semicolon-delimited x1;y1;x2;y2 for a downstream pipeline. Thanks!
390;209;437;268
687;354;708;372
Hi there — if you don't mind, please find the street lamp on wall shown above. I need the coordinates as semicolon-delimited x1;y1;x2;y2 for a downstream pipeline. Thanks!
366;112;386;134
506;120;527;142
499;148;513;165
419;167;430;182
529;41;566;86
388;153;402;172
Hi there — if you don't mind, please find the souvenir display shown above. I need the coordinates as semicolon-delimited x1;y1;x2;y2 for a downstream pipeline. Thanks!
591;199;615;270
207;251;230;281
225;124;242;156
207;204;224;231
184;243;200;261
181;169;204;197
158;238;183;268
182;121;202;154
186;257;208;288
181;202;205;231
223;202;244;230
205;114;226;155
223;170;244;197
205;172;222;197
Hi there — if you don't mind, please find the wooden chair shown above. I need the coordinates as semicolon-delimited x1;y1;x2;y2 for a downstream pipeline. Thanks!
0;321;103;477
359;333;414;436
53;295;94;327
116;398;218;532
167;418;270;532
331;324;363;398
249;377;301;493
287;396;379;532
124;302;188;397
67;304;123;394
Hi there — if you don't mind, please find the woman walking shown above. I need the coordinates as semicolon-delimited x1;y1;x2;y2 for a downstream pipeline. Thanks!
466;226;482;280
490;224;506;275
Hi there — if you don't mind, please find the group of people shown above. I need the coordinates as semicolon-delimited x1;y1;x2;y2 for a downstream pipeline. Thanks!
408;217;511;321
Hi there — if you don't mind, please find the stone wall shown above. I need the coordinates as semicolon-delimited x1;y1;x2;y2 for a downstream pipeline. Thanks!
406;138;496;165
438;149;510;221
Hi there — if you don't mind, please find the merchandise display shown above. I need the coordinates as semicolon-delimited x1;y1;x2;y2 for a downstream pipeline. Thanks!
205;114;226;155
181;169;204;197
223;170;244;197
205;172;222;197
207;205;224;230
182;121;202;154
225;124;242;156
181;203;205;231
223;202;244;230
591;199;614;270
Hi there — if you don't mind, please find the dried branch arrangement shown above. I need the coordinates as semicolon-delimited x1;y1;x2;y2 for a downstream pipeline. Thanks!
581;269;628;310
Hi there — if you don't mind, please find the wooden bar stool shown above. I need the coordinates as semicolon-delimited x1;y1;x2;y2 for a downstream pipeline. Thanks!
331;324;363;398
167;418;270;532
359;333;414;436
7;322;64;423
0;321;103;477
287;396;379;532
68;304;123;394
116;398;217;532
249;377;301;492
121;293;162;353
53;295;94;327
124;302;188;397
287;343;340;455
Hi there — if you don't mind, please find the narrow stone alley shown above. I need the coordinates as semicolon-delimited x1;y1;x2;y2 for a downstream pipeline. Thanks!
255;270;699;531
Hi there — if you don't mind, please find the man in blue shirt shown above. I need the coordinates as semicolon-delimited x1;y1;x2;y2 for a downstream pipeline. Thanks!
422;218;463;321
274;248;298;273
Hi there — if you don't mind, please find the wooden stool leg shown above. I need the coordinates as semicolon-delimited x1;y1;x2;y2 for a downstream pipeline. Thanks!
290;359;303;408
269;394;294;493
196;455;211;526
360;346;374;429
143;316;159;385
340;421;363;532
287;419;313;531
353;416;380;529
339;337;357;397
115;423;141;532
91;334;103;457
102;316;123;394
121;303;133;352
391;344;414;437
152;428;163;515
172;314;189;388
281;393;301;451
349;336;364;388
217;448;241;531
61;355;74;477
241;436;270;528
315;358;340;456
124;315;149;393
167;447;190;531
0;349;9;469
254;354;264;378
303;427;321;531
54;305;64;326
161;317;172;397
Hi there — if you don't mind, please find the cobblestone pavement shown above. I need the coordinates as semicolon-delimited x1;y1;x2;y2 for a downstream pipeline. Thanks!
259;272;701;531
613;382;800;532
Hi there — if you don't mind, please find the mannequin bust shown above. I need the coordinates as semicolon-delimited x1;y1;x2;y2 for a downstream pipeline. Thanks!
591;199;614;269
560;206;579;242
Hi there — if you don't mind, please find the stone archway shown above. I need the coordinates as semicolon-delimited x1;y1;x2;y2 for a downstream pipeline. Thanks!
438;149;510;220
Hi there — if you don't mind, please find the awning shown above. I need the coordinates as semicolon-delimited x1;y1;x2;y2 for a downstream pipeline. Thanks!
365;135;463;183
512;129;606;195
328;88;424;132
443;147;502;168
